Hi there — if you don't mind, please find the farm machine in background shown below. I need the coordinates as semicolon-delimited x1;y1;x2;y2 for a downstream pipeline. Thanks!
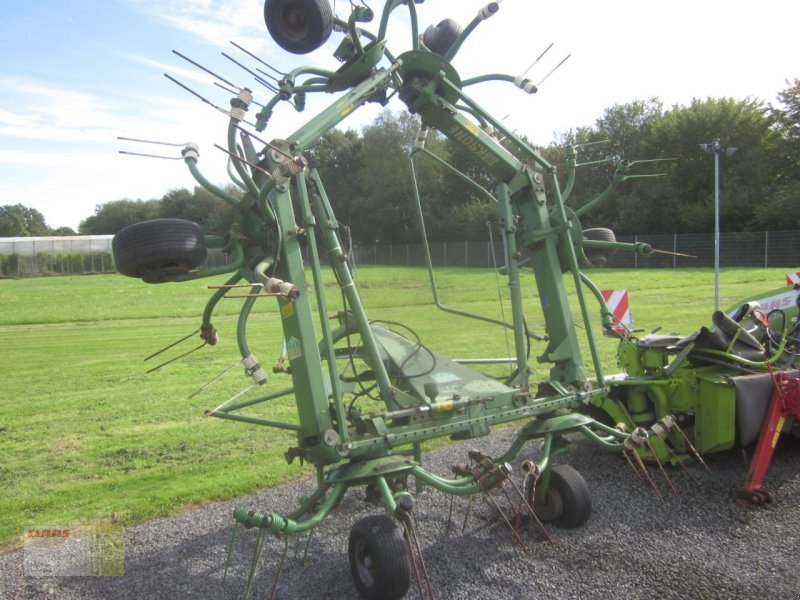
113;1;800;598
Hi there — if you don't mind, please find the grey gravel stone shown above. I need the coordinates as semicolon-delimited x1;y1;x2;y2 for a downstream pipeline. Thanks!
1;429;798;599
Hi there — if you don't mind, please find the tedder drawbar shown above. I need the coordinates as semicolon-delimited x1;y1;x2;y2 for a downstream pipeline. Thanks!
113;1;800;598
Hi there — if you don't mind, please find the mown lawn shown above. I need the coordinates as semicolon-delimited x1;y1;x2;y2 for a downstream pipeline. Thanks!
0;265;793;549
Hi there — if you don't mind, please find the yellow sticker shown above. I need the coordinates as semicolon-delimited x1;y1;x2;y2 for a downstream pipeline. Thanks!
435;401;454;412
281;302;294;319
771;416;785;448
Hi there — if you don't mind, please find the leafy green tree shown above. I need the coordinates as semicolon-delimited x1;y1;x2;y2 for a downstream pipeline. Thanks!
0;204;50;236
306;128;365;227
51;226;77;236
160;186;237;233
770;78;800;180
645;97;777;234
78;199;161;234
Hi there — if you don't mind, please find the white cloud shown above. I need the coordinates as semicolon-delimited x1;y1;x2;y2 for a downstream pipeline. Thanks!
125;0;267;50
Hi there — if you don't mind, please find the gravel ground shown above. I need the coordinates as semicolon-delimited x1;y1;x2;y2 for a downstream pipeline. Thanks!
2;429;799;600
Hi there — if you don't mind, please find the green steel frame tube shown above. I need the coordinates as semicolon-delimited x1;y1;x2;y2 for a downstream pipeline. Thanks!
408;151;538;341
377;0;418;48
495;184;530;384
185;156;241;207
215;386;296;413
307;170;399;403
296;172;349;444
211;412;302;431
547;172;606;386
202;272;242;329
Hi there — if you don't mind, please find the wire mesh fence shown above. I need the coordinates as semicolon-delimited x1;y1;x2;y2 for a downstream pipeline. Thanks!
351;231;800;270
0;236;235;278
1;231;797;277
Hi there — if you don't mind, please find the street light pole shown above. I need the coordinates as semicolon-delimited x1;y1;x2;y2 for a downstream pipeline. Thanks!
700;139;737;312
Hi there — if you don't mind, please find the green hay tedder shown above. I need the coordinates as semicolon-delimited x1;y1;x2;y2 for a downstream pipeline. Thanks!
114;1;800;598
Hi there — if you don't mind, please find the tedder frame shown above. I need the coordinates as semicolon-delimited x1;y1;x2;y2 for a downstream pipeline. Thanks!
113;1;800;598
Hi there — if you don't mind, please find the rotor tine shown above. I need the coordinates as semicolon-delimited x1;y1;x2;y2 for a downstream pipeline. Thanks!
116;136;190;147
229;40;286;77
213;144;274;179
499;483;517;525
409;511;434;600
299;530;313;566
536;53;571;87
481;492;529;554
145;342;206;373
189;357;246;399
221;523;239;587
221;51;279;93
664;445;700;483
243;528;268;600
205;384;256;418
673;422;712;473
520;42;553;76
144;328;200;361
462;495;473;533
267;536;290;600
164;73;231;118
118;150;183;160
506;476;552;544
521;472;536;537
399;512;426;600
444;494;455;537
172;49;239;90
631;449;665;505
646;438;678;496
623;449;643;480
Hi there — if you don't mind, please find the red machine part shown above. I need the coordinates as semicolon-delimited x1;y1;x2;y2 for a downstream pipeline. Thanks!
737;372;800;505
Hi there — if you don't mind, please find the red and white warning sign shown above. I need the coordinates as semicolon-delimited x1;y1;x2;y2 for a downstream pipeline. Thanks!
601;289;632;335
786;272;800;286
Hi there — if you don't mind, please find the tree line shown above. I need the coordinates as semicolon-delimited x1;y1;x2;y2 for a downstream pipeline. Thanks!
4;78;798;242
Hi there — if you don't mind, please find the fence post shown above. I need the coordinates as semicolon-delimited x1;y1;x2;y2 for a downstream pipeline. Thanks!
673;234;677;269
634;236;638;269
406;244;410;266
444;241;447;267
389;244;393;266
764;231;769;268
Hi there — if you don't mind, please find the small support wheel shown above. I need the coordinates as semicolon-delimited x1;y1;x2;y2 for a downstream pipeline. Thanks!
264;0;334;54
582;227;617;267
112;218;207;283
526;464;592;528
421;18;463;56
348;515;411;600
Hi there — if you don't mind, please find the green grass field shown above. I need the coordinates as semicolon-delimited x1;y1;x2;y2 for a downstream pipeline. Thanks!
0;266;793;549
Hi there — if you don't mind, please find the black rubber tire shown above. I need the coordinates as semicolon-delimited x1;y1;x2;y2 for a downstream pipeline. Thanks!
112;218;206;283
527;464;592;529
264;0;333;54
348;515;411;600
422;18;463;56
582;227;617;267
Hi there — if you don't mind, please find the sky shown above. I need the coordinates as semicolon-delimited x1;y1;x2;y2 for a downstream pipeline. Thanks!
0;0;798;231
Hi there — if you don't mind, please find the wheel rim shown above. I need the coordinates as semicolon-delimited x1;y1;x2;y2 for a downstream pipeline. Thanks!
275;3;309;42
353;538;375;589
533;486;563;521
